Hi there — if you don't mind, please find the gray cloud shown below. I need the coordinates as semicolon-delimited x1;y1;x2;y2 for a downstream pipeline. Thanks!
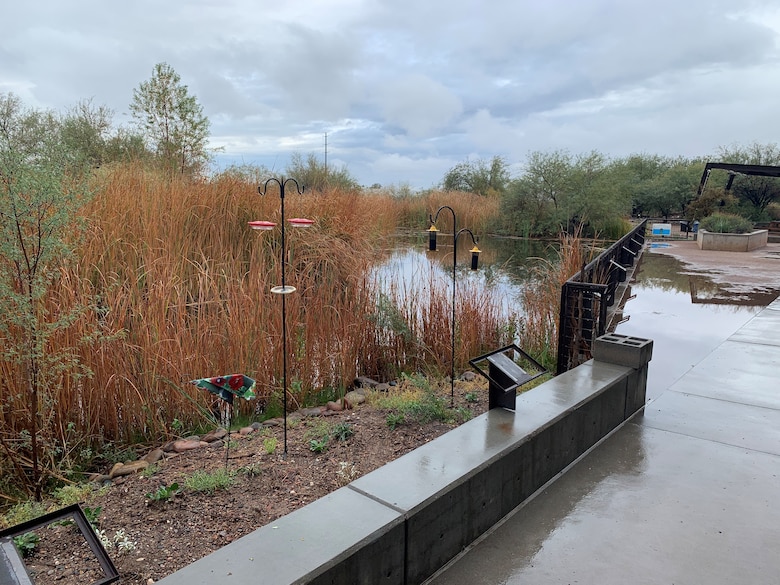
3;0;780;187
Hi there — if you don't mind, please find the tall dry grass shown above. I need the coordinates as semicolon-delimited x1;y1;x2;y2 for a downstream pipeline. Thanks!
0;164;515;488
391;190;499;233
518;230;594;369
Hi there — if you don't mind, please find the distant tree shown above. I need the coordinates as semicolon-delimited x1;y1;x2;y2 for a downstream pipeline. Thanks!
442;156;509;196
130;62;211;176
285;152;359;192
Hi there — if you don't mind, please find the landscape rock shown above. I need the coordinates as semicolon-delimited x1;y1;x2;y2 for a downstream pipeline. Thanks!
201;428;228;443
142;449;165;464
343;391;366;408
460;371;477;382
239;426;255;435
354;376;380;388
299;406;326;417
109;460;149;479
172;439;206;453
326;400;343;411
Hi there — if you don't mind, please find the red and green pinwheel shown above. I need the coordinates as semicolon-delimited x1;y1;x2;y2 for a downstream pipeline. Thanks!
190;374;256;406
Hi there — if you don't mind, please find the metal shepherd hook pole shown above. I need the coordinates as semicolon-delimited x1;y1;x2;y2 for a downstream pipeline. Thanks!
256;177;306;456
428;205;481;407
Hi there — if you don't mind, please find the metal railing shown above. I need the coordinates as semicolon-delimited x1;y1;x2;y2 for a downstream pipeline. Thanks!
556;220;647;374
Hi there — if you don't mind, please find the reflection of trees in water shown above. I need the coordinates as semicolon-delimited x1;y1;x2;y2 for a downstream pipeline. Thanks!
634;252;780;306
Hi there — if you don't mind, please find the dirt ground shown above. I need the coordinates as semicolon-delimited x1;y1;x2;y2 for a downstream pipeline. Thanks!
16;378;489;585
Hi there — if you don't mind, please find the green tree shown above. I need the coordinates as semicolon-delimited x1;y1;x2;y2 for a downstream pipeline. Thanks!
442;156;509;196
0;93;93;500
716;143;780;218
130;62;211;176
285;152;359;192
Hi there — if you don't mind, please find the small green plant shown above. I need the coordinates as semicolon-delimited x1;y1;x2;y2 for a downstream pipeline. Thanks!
238;463;263;477
464;391;478;403
53;484;93;506
184;469;234;494
331;423;355;441
2;501;47;529
263;437;278;455
145;482;181;502
140;464;159;478
83;506;102;527
309;438;328;453
13;532;40;558
454;406;474;422
386;412;405;430
171;418;184;434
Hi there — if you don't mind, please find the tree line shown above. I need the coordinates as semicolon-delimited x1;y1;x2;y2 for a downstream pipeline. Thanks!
441;147;780;239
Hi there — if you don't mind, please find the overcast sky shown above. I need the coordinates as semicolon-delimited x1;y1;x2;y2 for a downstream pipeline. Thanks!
3;1;780;187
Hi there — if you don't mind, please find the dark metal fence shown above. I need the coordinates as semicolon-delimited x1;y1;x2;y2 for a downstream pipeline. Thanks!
556;220;647;374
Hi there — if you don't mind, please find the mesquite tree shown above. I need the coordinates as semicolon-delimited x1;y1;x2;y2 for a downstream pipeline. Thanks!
0;93;91;500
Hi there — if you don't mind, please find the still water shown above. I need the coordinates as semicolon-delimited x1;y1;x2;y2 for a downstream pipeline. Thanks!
374;234;556;316
616;249;778;400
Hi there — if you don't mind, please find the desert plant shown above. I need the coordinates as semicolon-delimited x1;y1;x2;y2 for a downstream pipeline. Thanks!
145;482;181;502
140;464;159;478
184;470;234;494
262;437;278;455
700;212;753;234
464;391;478;403
13;532;40;558
1;501;47;529
53;484;93;506
386;412;405;430
309;438;328;453
238;463;263;477
331;423;355;441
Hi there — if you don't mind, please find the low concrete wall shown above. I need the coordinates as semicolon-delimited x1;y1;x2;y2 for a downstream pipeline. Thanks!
157;335;652;585
697;229;768;251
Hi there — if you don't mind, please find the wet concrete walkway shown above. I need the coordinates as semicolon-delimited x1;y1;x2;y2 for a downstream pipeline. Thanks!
428;296;780;584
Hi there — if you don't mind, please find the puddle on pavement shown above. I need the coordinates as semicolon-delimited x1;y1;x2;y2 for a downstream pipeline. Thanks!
616;250;780;400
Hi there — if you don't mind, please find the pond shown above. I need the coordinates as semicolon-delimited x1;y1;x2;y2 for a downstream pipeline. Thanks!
373;233;558;316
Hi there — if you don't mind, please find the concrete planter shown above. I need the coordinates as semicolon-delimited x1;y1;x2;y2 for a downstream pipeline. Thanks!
696;229;768;252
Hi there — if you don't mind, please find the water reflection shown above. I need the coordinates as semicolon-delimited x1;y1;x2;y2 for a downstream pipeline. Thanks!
374;234;557;311
617;250;780;400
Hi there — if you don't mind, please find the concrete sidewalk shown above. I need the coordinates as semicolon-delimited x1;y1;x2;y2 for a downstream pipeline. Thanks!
428;297;780;585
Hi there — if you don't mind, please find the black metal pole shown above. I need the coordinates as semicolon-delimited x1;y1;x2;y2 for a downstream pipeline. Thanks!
280;183;288;456
259;177;304;457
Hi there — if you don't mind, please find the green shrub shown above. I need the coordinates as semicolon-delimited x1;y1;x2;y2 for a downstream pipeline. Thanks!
700;213;753;234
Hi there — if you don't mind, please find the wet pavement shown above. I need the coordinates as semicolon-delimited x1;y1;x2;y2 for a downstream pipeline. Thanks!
427;242;780;585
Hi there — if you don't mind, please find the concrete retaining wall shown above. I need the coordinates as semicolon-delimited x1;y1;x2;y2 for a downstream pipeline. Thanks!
697;229;768;251
157;335;652;585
